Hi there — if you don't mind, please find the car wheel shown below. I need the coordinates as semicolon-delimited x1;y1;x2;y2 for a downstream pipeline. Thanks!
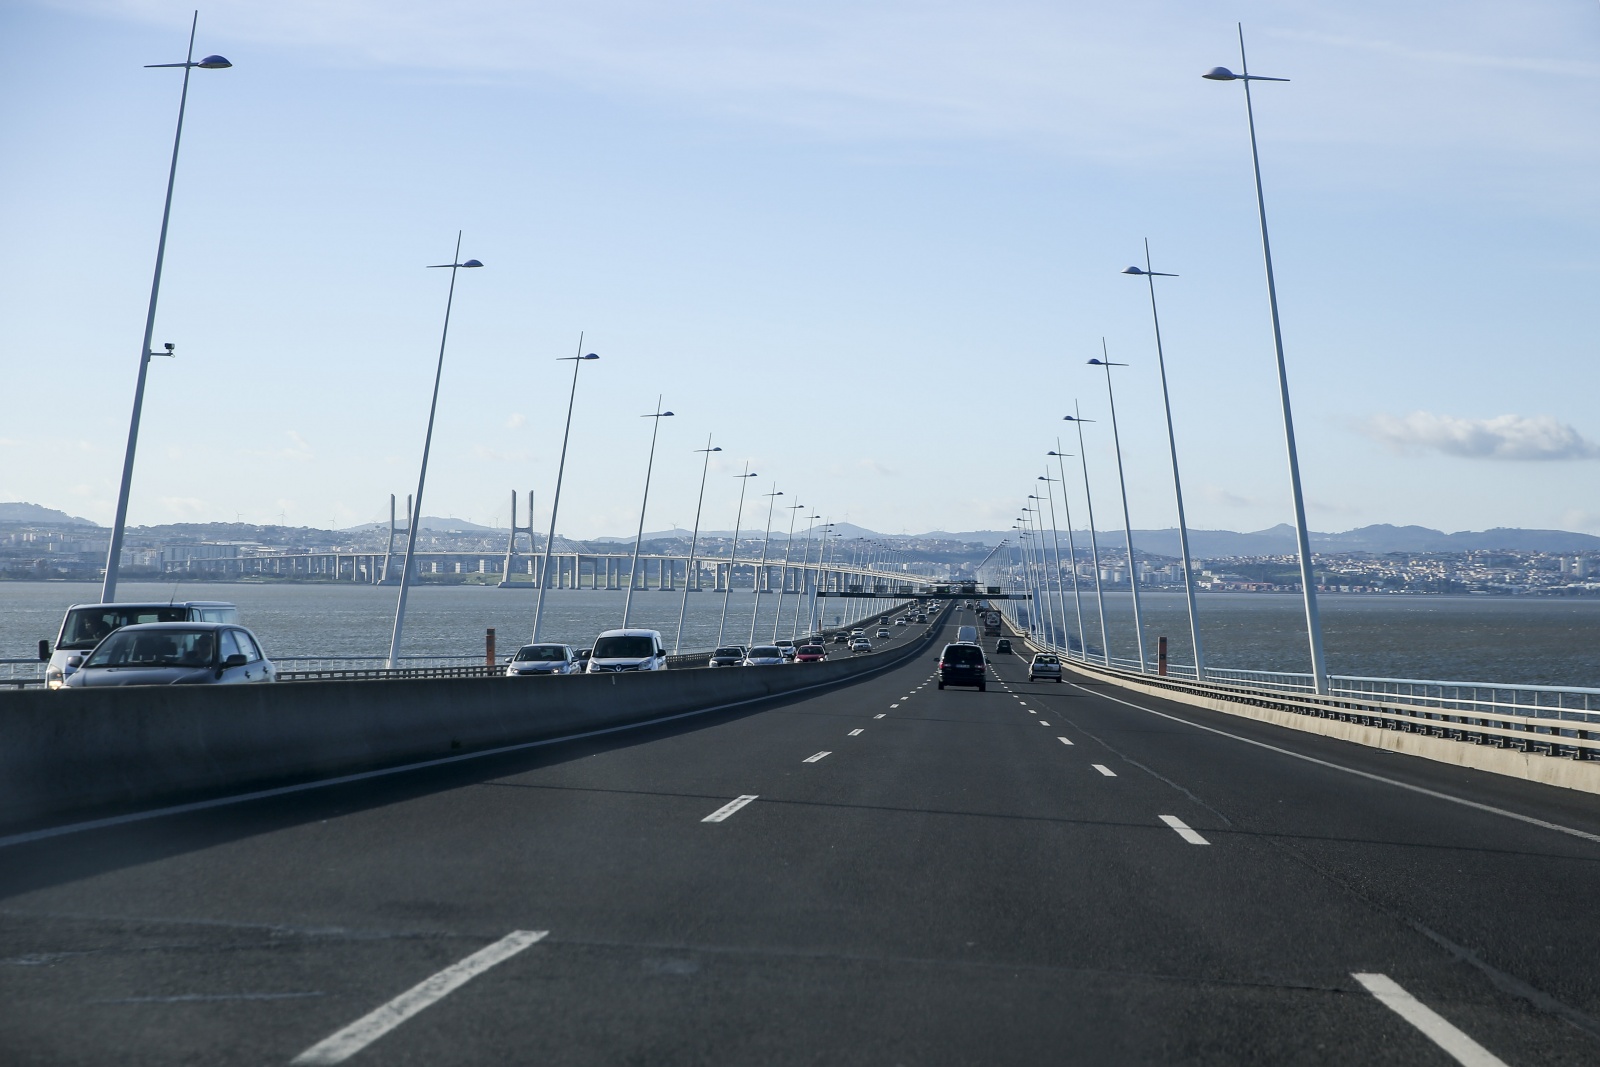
937;681;945;690
978;683;986;692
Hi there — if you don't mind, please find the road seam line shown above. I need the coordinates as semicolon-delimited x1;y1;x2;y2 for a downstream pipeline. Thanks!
1351;972;1509;1067
290;930;547;1065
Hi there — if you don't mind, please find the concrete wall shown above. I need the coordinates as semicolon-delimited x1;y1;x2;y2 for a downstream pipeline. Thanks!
0;606;948;827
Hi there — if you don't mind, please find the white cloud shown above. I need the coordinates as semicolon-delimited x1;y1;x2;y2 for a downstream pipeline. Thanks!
249;430;316;463
505;413;526;430
1362;411;1600;461
1203;485;1260;508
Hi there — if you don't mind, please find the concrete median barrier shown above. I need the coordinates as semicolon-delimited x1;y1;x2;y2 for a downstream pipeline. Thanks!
0;605;949;828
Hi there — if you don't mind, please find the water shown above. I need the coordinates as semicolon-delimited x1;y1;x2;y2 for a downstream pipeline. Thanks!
0;581;882;662
1012;590;1600;689
4;583;1599;688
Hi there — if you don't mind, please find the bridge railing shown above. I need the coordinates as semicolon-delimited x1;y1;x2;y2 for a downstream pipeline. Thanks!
1;660;45;689
1001;612;1600;761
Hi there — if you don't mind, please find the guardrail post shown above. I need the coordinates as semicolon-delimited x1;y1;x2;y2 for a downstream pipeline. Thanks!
1158;636;1168;677
486;628;496;666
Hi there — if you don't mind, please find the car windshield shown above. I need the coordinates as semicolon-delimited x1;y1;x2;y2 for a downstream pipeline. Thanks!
59;606;190;650
943;645;984;664
592;636;656;659
84;628;217;668
714;647;743;657
515;646;567;662
798;646;823;654
749;647;781;657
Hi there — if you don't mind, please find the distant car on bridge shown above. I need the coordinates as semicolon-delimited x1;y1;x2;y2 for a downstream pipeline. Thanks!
62;622;274;688
505;644;579;677
709;646;745;667
795;645;828;663
1028;653;1062;683
743;646;787;666
586;629;667;673
850;637;872;653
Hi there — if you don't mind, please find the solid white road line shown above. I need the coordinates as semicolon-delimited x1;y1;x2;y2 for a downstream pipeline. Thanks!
1072;682;1600;847
874;713;886;719
702;795;759;823
1159;815;1210;845
1352;973;1509;1067
1092;764;1117;777
849;728;864;737
1057;736;1074;746
290;930;547;1065
803;751;832;763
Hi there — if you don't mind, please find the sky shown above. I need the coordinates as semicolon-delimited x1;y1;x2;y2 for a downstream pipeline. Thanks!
2;0;1597;542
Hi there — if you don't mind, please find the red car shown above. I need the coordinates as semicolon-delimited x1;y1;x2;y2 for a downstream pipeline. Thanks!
794;644;829;663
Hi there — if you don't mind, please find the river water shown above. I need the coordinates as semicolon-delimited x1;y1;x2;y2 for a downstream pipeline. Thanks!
3;582;1598;688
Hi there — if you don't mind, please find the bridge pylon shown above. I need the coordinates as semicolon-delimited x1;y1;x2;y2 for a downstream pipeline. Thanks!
498;490;537;587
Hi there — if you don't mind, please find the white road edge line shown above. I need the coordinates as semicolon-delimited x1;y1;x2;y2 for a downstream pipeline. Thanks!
702;795;759;823
1092;764;1117;777
803;751;832;763
848;728;864;737
1352;972;1509;1067
1071;681;1600;847
290;930;547;1065
1057;736;1075;746
1160;814;1210;845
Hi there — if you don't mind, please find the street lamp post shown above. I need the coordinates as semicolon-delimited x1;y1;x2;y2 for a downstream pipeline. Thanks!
1048;447;1088;662
789;513;821;640
1025;498;1055;646
672;437;721;653
387;235;483;667
1064;407;1111;665
1088;346;1147;672
1037;473;1071;656
1125;243;1206;678
100;15;231;602
1205;27;1328;694
530;344;600;642
621;398;674;627
773;502;805;640
715;467;757;647
748;490;783;646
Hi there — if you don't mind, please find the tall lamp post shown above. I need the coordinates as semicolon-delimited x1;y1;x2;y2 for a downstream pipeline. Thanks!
773;502;805;640
1048;447;1088;662
621;398;674;626
1037;473;1070;656
748;490;783;645
530;344;600;642
1064;407;1111;665
101;15;231;602
672;437;721;653
715;466;757;647
387;236;483;667
1088;346;1147;672
789;513;821;640
1205;27;1328;694
1125;243;1206;678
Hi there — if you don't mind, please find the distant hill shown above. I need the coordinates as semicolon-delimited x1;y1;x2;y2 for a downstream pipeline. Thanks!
0;502;98;526
917;523;1600;557
344;516;500;534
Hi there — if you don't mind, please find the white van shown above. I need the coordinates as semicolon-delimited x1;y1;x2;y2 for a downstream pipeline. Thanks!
43;601;240;689
955;624;979;645
586;628;667;673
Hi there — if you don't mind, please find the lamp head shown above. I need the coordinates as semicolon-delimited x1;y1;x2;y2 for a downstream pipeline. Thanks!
1122;266;1145;275
197;55;232;69
1203;66;1238;81
581;353;599;360
461;259;483;268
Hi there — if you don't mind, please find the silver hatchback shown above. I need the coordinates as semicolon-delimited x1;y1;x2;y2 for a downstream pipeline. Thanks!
62;622;275;687
1028;653;1062;683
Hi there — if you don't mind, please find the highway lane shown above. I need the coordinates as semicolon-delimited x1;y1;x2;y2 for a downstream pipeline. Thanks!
2;606;1598;1064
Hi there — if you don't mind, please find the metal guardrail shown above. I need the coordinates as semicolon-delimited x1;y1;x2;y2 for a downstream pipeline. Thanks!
999;609;1600;761
1;659;45;689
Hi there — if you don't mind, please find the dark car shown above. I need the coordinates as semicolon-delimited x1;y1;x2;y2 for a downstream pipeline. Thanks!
832;633;850;644
995;638;1012;655
937;642;986;691
709;646;745;668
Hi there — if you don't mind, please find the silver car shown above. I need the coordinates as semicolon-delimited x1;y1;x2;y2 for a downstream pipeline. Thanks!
506;643;579;676
743;645;787;666
62;622;275;687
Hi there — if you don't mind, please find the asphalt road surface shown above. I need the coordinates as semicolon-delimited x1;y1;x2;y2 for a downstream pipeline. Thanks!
3;607;1598;1065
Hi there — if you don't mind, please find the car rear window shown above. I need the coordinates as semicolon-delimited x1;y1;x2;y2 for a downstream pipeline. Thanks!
942;644;984;664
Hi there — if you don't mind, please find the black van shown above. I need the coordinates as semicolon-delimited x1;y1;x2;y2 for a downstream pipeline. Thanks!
938;642;987;691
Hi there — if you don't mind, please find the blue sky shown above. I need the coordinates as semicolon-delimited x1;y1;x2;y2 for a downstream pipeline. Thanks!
2;1;1597;540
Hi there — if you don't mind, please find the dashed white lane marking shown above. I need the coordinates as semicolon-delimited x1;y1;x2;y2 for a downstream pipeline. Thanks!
873;713;886;719
1057;737;1074;746
1029;710;1037;715
803;751;832;763
1038;721;1050;727
1352;973;1509;1067
848;729;864;737
291;930;547;1065
702;795;759;823
1092;764;1117;777
1159;815;1210;845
